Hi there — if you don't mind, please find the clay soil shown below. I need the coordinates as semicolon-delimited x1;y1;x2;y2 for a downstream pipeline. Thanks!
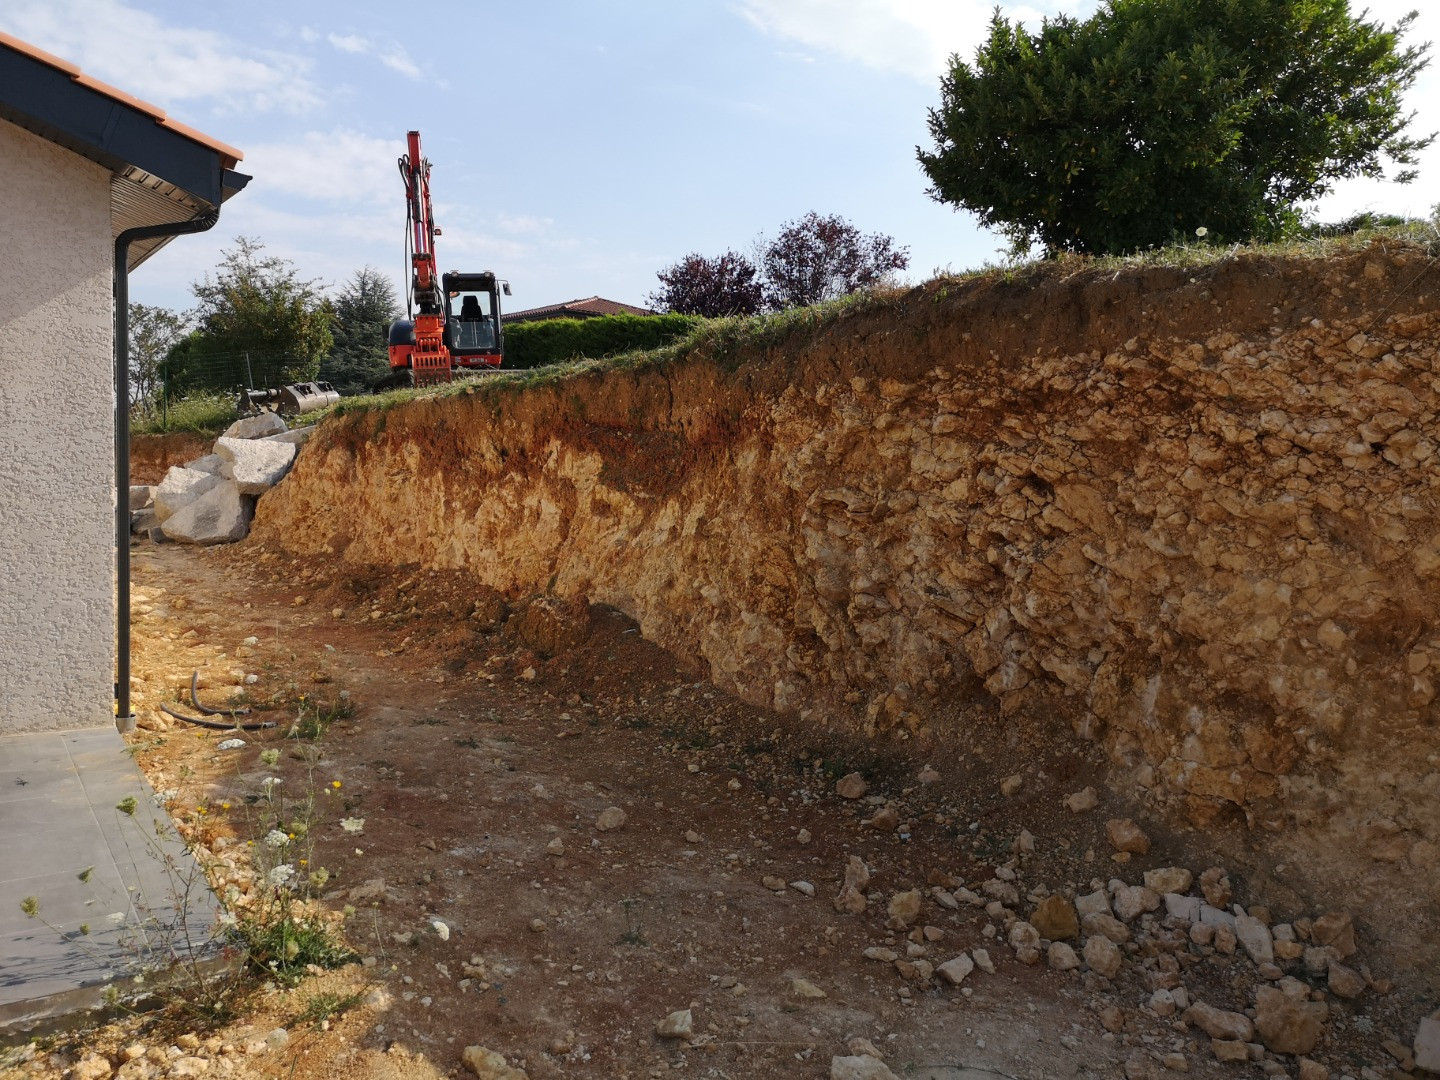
10;541;1427;1080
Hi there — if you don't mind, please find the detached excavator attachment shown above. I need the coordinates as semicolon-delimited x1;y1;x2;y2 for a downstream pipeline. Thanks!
239;381;340;417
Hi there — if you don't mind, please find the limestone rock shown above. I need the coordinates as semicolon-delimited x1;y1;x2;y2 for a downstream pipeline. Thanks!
153;467;223;523
1082;912;1131;943
791;978;827;999
835;772;868;799
937;954;975;985
1199;868;1232;908
1143;867;1193;895
887;889;922;927
868;806;900;831
972;948;995;974
1048;941;1080;971
595;806;627;831
127;485;153;512
130;507;160;535
1235;915;1274;964
1084;934;1123;978
1065;786;1098;812
1184;1002;1255;1042
1076;889;1112;919
222;411;287;440
461;1045;528;1079
1164;893;1202;923
1254;985;1327;1055
262;424;315;446
1030;893;1079;940
184;453;225;475
1113;885;1161;922
161;480;252;545
833;855;870;914
1000;773;1023;797
1326;959;1365;999
863;947;898;963
74;1054;112;1080
214;436;296;495
830;1055;899;1080
1310;911;1356;959
655;1009;694;1039
1296;1060;1328;1080
1106;818;1150;854
1415;1011;1440;1073
1210;1040;1249;1064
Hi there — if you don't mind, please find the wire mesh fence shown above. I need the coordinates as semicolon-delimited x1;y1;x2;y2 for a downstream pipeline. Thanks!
132;351;319;433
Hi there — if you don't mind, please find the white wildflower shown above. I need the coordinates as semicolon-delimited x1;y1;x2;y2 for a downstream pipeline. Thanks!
217;912;238;929
339;817;365;834
1195;226;1208;238
263;829;289;848
260;776;282;793
267;864;296;888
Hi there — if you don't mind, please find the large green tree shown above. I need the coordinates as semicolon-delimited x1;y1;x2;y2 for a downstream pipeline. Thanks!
320;267;400;395
918;0;1433;256
127;302;189;410
178;236;332;391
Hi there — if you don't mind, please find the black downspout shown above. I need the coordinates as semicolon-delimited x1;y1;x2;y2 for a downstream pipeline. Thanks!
114;209;220;731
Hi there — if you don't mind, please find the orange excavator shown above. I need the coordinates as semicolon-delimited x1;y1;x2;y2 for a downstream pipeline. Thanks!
383;130;510;389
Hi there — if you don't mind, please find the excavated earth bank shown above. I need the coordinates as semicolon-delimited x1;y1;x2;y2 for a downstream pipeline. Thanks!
253;241;1440;971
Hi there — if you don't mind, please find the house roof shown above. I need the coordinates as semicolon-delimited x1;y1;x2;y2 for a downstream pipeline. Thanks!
0;31;249;269
504;296;656;323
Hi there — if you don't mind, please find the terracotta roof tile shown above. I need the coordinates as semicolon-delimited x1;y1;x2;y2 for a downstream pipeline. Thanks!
505;296;655;322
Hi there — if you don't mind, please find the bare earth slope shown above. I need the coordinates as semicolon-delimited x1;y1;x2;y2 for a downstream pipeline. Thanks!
251;241;1440;987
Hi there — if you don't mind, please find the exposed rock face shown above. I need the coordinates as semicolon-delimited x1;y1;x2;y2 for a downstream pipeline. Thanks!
252;245;1440;902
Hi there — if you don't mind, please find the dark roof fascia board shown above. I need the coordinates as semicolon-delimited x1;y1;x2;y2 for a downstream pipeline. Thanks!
0;46;228;208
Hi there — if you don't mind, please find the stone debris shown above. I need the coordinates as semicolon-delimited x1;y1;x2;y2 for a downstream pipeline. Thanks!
1143;867;1192;894
1105;817;1150;854
1310;911;1356;958
886;889;922;928
999;773;1023;797
936;954;975;985
1199;868;1232;908
595;806;627;831
184;453;225;475
161;480;252;546
791;977;828;999
221;411;287;440
214;436;297;495
655;1009;694;1039
1084;934;1123;979
1254;984;1327;1055
1234;914;1274;964
835;772;868;799
1184;1002;1254;1042
461;1045;529;1079
830;1054;900;1080
1047;941;1080;971
1065;786;1098;812
833;855;870;914
1030;893;1079;940
1415;1010;1440;1072
153;467;224;524
128;485;153;512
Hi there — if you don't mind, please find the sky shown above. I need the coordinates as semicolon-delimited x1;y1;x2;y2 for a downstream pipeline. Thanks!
3;0;1438;317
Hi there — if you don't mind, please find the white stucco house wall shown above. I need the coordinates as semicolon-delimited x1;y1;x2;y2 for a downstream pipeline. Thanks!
0;32;248;733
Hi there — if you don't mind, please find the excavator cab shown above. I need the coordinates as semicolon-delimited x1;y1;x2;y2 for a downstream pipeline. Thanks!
443;271;508;368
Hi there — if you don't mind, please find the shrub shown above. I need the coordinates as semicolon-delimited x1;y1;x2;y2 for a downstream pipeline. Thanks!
503;313;703;370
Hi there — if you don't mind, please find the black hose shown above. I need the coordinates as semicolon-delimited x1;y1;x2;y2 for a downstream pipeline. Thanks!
190;671;251;717
159;703;276;732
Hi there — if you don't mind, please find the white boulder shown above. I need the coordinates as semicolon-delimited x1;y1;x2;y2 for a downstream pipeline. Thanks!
153;467;224;523
128;485;153;512
184;453;226;475
161;480;252;545
221;411;287;439
215;436;296;495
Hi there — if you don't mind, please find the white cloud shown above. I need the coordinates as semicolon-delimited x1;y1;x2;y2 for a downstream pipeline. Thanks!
0;0;324;113
326;32;421;80
240;130;403;206
735;0;1074;81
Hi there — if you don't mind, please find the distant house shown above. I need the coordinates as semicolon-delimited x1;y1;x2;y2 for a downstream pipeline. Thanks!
504;295;655;323
0;31;248;733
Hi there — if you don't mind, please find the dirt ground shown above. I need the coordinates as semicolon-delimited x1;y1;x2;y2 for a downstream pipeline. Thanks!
4;541;1428;1080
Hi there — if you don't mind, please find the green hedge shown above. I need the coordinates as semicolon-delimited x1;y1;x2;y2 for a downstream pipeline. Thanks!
502;313;703;369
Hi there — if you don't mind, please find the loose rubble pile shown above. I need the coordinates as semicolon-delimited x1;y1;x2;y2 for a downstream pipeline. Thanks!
128;412;311;546
813;774;1433;1080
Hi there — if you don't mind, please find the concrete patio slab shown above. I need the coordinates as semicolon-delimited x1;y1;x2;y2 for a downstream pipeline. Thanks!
0;726;225;1038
